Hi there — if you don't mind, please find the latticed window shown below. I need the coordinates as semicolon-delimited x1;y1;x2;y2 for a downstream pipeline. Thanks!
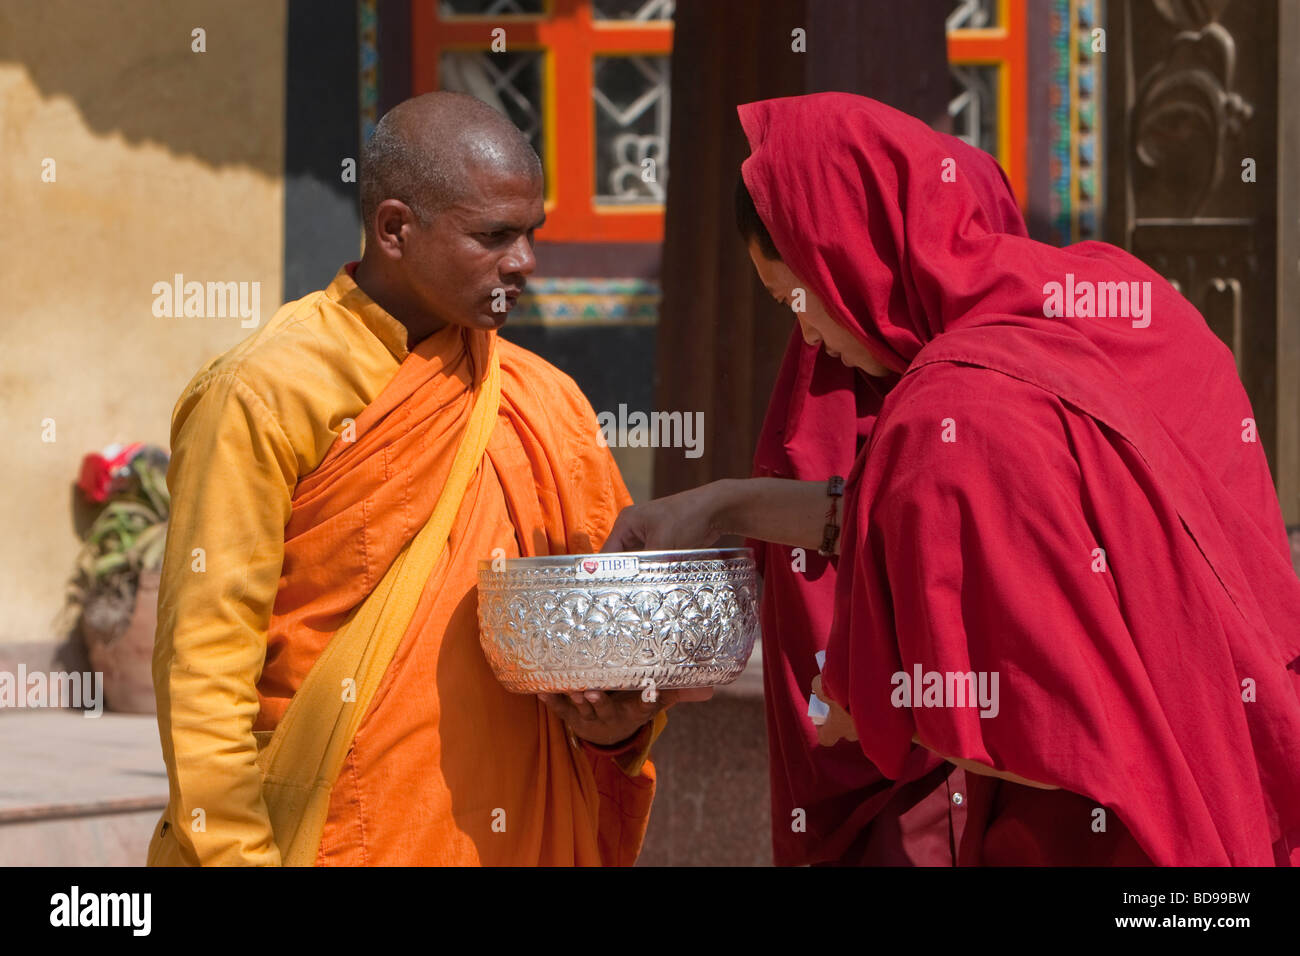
413;0;1027;237
947;0;1027;206
592;54;669;205
414;0;674;242
438;48;545;158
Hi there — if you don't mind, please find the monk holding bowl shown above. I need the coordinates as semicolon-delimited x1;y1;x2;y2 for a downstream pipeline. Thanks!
149;93;707;867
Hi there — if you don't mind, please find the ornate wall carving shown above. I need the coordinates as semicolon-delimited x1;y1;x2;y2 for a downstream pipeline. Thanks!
1105;0;1291;517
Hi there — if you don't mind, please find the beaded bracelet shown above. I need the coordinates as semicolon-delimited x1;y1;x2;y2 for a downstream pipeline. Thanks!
818;475;845;556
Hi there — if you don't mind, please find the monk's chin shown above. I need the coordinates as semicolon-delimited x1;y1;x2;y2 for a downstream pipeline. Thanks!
445;310;508;331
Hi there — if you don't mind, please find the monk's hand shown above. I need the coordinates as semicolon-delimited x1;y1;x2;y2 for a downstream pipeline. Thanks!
538;687;714;746
811;675;858;747
600;482;729;553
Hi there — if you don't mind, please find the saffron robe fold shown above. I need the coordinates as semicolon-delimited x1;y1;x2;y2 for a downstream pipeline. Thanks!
257;313;654;866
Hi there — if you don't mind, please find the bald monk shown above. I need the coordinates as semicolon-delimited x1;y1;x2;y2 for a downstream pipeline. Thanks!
147;92;704;866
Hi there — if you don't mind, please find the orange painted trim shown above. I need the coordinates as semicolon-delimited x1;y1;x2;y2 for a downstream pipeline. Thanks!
546;0;589;240
411;0;437;93
420;22;546;45
947;0;1028;210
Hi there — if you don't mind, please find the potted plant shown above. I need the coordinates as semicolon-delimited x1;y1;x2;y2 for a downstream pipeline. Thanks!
61;444;170;714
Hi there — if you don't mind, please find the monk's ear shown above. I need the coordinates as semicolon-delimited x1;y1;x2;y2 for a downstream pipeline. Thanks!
370;199;420;258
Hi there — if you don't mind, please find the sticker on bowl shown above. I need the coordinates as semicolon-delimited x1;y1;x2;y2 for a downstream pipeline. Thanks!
574;555;640;580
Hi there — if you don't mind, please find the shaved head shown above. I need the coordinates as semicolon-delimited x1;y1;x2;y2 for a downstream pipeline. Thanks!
352;92;545;341
360;92;542;231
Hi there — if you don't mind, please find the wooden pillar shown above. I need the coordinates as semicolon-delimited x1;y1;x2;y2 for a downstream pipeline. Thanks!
652;0;952;498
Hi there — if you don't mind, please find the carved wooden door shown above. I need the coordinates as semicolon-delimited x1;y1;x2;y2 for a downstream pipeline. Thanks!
1104;0;1299;524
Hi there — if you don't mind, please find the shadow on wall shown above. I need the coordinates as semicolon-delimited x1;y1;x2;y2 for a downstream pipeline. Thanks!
0;0;287;177
0;0;299;650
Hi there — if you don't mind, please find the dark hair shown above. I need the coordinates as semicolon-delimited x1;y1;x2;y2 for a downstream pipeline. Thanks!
734;172;781;261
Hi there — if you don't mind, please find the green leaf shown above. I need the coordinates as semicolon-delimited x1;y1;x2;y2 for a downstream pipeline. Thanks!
93;552;129;578
141;525;167;570
133;456;171;519
104;500;160;525
124;523;166;566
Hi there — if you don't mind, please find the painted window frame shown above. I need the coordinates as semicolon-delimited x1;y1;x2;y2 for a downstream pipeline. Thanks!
948;0;1029;208
411;0;672;242
411;0;1027;240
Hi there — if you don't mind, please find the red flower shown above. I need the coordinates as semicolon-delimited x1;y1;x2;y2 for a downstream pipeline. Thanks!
77;443;145;503
77;454;113;503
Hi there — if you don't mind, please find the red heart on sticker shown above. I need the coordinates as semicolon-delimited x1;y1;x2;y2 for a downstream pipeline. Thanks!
582;560;598;573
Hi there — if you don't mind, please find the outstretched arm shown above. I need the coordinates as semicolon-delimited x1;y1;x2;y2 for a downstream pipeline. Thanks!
600;477;838;554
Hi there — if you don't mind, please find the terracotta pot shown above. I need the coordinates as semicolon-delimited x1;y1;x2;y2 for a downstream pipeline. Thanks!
83;570;160;714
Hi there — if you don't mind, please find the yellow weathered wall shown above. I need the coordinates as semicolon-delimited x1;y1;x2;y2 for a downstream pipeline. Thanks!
0;0;287;644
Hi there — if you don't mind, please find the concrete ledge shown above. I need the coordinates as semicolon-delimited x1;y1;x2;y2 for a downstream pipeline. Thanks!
0;809;161;867
641;641;766;865
0;639;89;680
0;711;166;866
637;691;771;866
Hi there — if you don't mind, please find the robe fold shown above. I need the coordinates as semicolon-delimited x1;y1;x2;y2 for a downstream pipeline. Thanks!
258;303;654;866
745;119;1029;865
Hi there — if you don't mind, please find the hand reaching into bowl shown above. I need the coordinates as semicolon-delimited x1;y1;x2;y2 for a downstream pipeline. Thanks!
599;483;728;552
600;478;845;554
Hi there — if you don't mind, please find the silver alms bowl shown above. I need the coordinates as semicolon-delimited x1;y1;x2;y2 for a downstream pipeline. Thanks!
476;548;759;693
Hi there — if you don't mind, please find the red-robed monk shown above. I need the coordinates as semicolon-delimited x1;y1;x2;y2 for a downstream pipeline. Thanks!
606;92;1300;866
147;93;705;867
731;120;1032;866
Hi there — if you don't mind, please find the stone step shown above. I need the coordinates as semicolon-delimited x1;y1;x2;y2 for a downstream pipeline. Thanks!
0;645;768;866
0;711;166;867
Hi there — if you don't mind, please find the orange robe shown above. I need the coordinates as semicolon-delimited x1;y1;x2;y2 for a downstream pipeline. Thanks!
153;265;656;866
256;310;656;866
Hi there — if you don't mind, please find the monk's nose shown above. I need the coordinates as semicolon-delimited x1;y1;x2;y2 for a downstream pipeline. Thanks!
502;236;536;278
